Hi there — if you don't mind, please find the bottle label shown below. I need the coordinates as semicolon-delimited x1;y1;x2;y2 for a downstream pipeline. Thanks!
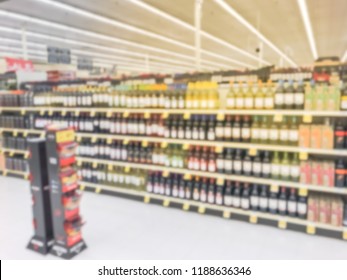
271;164;280;175
216;127;224;138
192;131;199;139
194;161;200;170
289;130;299;141
265;97;274;108
186;130;192;139
208;193;214;204
200;161;207;171
216;195;223;205
294;93;304;105
224;160;232;171
285;93;294;105
280;165;290;177
298;202;307;215
227;98;235;108
278;200;286;211
245;97;253;108
208;162;216;172
269;198;278;210
275;93;284;105
200;192;207;202
217;159;225;170
208;131;215;141
290;166;300;178
232;197;241;208
241;128;250;139
280;130;289;141
146;183;153;192
251;128;260;140
260;128;268;140
232;128;241;138
253;162;262;173
250;196;259;207
259;197;268;208
179;130;185;139
241;198;250;209
193;191;200;200
288;201;297;213
255;97;263;108
236;97;244;108
234;161;242;171
224;127;232;138
224;195;232;206
269;129;279;140
341;100;347;110
179;189;185;198
243;162;252;172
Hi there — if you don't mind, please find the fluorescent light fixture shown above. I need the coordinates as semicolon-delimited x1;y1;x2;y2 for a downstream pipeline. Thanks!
213;0;298;67
128;0;268;66
31;0;252;68
297;0;318;60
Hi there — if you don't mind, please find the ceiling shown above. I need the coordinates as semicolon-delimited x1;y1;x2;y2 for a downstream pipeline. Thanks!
0;0;346;74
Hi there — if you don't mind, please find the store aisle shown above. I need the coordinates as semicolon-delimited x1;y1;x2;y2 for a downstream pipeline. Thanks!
1;176;347;260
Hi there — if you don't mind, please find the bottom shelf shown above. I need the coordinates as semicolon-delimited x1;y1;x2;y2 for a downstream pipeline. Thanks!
79;181;347;241
0;169;29;179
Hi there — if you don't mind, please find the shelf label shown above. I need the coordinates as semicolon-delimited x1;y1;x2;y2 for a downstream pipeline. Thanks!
249;215;258;224
95;187;102;194
217;113;225;121
217;178;224;186
343;231;347;240
79;185;85;191
92;162;98;169
24;173;30;180
24;152;29;159
299;188;308;197
77;160;82;167
182;203;190;211
106;111;112;118
144;112;150;119
56;130;74;143
90;111;96;117
215;146;223;153
306;225;316;235
162;112;169;119
48;110;53;116
299;152;308;160
91;137;97;143
108;164;113;171
123;112;129;118
183;143;190;150
223;210;231;219
161;142;168;148
142;141;148;147
124;166;130;173
183;112;190;120
184;174;192;180
75;110;80;117
3;170;7;176
303;115;312;123
20;109;26;115
274;114;283;122
278;220;287;229
9;151;14;157
40;132;45;139
249;148;257;156
76;136;82;142
123;140;129;145
107;138;113;145
40;110;45;116
61;111;67;117
198;206;205;214
144;195;150;204
162;171;169;177
270;185;279;192
163;199;170;207
13;131;18;137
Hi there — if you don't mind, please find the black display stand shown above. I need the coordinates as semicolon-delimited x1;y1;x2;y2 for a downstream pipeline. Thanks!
27;138;54;254
46;127;86;259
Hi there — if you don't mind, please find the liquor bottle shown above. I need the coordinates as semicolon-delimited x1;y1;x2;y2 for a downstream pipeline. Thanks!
269;118;279;145
232;115;241;142
224;181;233;206
178;177;185;199
233;149;243;175
200;177;208;203
215;181;224;205
216;149;225;173
250;184;260;211
264;80;274;109
193;177;200;201
224;115;232;141
224;148;233;174
241;183;250;210
185;116;192;140
242;152;252;176
254;80;264;109
241;116;251;143
178;117;185;139
289;116;299;146
226;82;235;109
280;152;290;181
192;116;199;140
259;116;269;144
185;180;193;200
274;80;285;109
290;153;300;182
200;146;208;172
268;187;279;214
251;116;260;143
284;80;294;109
186;83;193;109
259;185;268;212
193;146;201;171
287;188;297;217
244;81;254;109
334;121;345;149
215;115;225;141
279;116;289;145
207;148;216;173
294;80;305;110
192;82;200;109
207;116;216;141
297;189;307;219
198;115;206;140
172;175;179;197
252;152;262;177
271;151;281;179
235;82;244;109
278;187;287;215
335;159;346;187
200;83;208;109
207;178;216;204
232;182;241;208
170;116;178;139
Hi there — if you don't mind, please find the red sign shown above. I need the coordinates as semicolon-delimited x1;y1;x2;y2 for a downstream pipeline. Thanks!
5;57;34;72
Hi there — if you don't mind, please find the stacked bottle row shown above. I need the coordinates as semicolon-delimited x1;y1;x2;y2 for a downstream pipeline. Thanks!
1;156;28;172
0;92;34;107
78;163;147;191
269;68;312;81
0;115;33;129
1;134;31;150
146;172;308;219
32;113;347;149
76;139;347;188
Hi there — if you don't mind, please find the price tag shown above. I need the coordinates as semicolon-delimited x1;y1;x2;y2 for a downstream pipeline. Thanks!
144;112;150;119
161;142;168;148
223;211;231;219
273;114;283;122
90;111;96;117
91;137;97;143
3;170;8;176
13;131;18;137
75;110;80;117
23;132;28;137
24;173;30;180
183;143;190;150
144;195;150;204
163;199;170;207
107;138;113;145
40;110;45;116
77;160;82;167
76;136;82;142
249;148;257;156
270;185;279;192
162;112;169;119
123;112;129;118
217;178;224;186
299;152;308;160
306;225;316;235
61;111;67;117
299;188;308;196
303;115;312;123
80;185;85;191
108;164;113;171
124;166;130;173
9;152;14;157
40;132;45;139
123;140;129;145
249;215;258;224
198;206;205;214
184;174;192;180
48;109;53;116
95;187;102;194
183;112;190;120
163;171;169;177
92;162;98;168
142;141;148;147
24;152;29;159
106;111;112;118
343;231;347;240
20;109;26;115
217;113;225;121
182;203;190;211
215;146;223;153
278;220;287;229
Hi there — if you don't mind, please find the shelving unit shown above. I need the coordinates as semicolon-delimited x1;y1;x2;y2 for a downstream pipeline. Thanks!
0;148;29;157
0;169;29;179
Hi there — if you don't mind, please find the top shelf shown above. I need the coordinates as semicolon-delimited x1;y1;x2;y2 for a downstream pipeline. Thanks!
1;107;347;117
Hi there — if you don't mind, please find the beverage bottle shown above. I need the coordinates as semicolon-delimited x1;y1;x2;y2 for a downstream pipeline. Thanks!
200;82;209;109
193;146;201;170
200;146;208;172
251;115;260;143
184;116;192;140
232;182;242;208
178;177;185;199
241;183;251;210
192;82;200;109
224;181;233;206
340;82;347;111
242;152;252;176
192;116;199;140
284;80;294;109
172;176;179;197
280;152;290;181
207;116;216;141
250;184;260;211
207;147;216;173
232;115;241;142
334;120;345;149
235;81;244;109
294;80;305;109
199;115;206;140
297;189;308;219
185;180;193;200
288;116;299;146
178;85;185;109
159;176;166;195
241;116;251;142
170;116;178;139
226;82;236;109
278;187;287;215
207;178;216;204
264;80;274;109
187;146;195;170
254;80;264;109
200;177;208;203
193;177;200;201
178;117;185;139
215;114;225;141
224;148;233;174
290;153;300;182
224;115;232;141
233;149;243;175
287;188;298;217
215;181;224;205
185;83;193;109
274;80;285;109
335;159;346;187
216;149;225;173
279;116;289;145
259;116;269;144
271;151;281;179
269;118;279;144
252;151;262;177
244;81;254;109
268;187;279;214
259;185;269;212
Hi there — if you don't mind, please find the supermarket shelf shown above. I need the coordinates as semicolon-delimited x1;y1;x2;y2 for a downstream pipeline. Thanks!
1;107;347;117
0;169;29;179
79;180;347;236
0;128;44;136
0;148;29;157
76;156;347;196
76;132;347;157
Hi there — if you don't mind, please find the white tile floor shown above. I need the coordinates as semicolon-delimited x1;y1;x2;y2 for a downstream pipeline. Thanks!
1;176;347;260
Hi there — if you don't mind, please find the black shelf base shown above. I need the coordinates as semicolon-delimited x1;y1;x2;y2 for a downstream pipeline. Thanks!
50;240;87;259
27;236;54;255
